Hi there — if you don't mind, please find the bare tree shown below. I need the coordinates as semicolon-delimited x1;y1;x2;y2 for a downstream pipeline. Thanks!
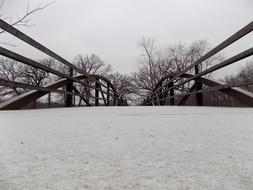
0;58;23;99
0;0;55;47
131;38;223;98
73;54;111;76
109;72;134;104
132;37;176;97
132;38;167;97
20;58;54;87
162;40;222;76
0;0;55;31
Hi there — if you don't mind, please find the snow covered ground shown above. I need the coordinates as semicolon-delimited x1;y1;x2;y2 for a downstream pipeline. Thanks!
0;106;253;190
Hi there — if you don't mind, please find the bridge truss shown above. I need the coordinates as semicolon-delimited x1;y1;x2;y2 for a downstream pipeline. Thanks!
145;21;253;107
0;19;119;110
0;20;253;109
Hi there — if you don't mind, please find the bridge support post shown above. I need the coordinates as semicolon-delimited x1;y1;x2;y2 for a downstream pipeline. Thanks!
48;92;51;108
107;82;110;106
195;65;203;106
95;78;99;106
65;68;73;107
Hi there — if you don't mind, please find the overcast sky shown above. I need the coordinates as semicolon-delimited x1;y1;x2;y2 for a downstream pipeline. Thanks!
1;0;253;78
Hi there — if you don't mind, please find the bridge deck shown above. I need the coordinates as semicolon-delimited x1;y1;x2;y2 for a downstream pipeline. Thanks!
0;107;253;189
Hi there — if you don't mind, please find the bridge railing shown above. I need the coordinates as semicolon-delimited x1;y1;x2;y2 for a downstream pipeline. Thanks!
0;19;119;109
146;21;253;106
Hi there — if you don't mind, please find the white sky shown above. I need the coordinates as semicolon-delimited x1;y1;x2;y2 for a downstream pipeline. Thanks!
0;0;253;78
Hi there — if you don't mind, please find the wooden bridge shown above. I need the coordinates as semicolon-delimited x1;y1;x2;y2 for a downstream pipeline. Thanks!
0;19;253;110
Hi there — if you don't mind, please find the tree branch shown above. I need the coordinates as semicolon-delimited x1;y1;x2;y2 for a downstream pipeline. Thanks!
0;0;55;34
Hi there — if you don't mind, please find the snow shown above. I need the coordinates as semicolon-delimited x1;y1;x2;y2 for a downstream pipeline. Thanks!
0;106;253;190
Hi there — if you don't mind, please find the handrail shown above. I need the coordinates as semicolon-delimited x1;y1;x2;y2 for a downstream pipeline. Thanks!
0;19;119;108
0;46;116;97
146;21;253;106
152;47;253;98
0;19;112;91
150;21;253;97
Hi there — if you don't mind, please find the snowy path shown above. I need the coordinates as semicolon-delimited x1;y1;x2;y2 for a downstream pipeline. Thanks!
0;106;253;190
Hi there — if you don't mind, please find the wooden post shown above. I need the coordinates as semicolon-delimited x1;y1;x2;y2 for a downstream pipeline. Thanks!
107;82;110;106
195;65;203;106
65;67;73;107
48;92;51;108
95;78;99;106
